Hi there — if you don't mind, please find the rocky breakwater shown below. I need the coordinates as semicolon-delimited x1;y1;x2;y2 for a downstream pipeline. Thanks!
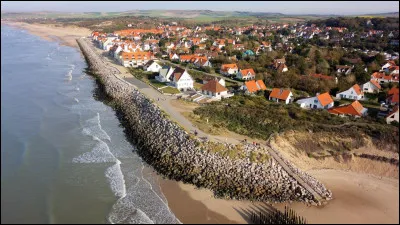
76;38;330;204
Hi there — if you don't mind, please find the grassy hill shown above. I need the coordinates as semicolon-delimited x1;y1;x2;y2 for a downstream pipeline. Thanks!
1;10;398;23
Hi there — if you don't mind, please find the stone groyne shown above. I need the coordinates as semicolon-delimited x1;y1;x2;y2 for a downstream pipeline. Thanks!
77;38;332;204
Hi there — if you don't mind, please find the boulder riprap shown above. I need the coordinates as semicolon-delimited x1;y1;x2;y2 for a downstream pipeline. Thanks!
76;38;332;204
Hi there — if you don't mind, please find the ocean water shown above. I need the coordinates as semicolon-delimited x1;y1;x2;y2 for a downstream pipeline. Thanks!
1;25;178;224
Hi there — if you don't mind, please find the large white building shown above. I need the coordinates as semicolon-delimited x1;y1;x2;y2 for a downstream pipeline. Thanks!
168;67;194;91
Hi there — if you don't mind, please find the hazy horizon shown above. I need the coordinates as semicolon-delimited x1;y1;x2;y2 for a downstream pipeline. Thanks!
1;1;399;15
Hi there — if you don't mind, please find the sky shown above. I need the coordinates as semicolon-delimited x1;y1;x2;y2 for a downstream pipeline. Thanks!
1;1;399;15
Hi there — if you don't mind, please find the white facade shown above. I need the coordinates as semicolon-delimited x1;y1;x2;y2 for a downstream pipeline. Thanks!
297;96;334;109
221;68;238;76
236;70;256;80
170;53;179;60
173;71;194;90
386;110;399;124
362;81;380;93
156;66;175;82
144;61;162;73
269;92;293;104
336;86;364;100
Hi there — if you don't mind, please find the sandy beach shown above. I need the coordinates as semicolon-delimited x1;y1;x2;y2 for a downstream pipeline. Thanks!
1;21;91;49
3;21;398;224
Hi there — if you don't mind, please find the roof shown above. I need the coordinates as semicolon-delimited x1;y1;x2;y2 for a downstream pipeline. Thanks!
369;79;381;89
201;79;228;93
169;67;186;82
240;68;256;76
386;105;399;118
221;63;238;72
352;84;362;95
270;88;292;100
245;80;259;93
328;100;366;116
316;92;334;107
388;87;399;96
144;60;155;67
372;72;399;82
256;80;267;90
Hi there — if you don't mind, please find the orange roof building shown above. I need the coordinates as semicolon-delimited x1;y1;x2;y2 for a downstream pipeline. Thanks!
362;80;382;93
371;72;399;83
119;51;154;67
237;68;256;80
387;87;399;105
269;88;293;104
297;92;334;109
328;100;368;117
244;80;267;94
220;64;239;76
336;84;364;100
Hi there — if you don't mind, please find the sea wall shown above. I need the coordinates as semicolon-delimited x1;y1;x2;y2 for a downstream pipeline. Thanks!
76;38;331;204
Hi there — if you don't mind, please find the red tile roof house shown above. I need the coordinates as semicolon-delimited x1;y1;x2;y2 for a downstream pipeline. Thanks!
371;72;399;84
220;64;239;77
361;80;381;93
201;79;230;100
335;84;365;101
269;88;294;104
296;92;334;109
328;100;368;118
242;80;267;94
236;68;256;80
386;87;399;106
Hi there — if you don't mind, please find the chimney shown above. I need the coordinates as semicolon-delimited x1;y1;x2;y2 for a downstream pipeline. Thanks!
316;93;320;96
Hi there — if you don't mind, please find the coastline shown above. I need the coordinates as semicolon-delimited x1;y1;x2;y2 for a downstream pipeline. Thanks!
3;21;399;224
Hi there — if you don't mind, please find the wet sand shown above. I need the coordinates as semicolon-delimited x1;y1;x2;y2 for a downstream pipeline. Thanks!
160;169;399;224
1;21;91;49
4;21;399;224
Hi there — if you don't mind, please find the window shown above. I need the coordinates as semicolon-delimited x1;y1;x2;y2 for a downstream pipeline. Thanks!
314;100;318;103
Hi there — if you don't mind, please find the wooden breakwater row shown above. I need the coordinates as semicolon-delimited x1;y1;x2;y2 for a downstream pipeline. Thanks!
76;37;332;204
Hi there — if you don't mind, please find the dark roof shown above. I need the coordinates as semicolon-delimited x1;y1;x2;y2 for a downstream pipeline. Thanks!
169;67;186;82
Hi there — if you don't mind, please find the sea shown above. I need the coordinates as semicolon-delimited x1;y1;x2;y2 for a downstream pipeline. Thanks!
1;25;179;224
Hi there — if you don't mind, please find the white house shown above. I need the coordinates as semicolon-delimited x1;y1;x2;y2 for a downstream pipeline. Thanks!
156;66;175;82
236;68;256;80
169;67;194;91
143;60;162;73
193;58;212;67
220;64;239;76
362;80;381;93
386;106;399;124
269;88;293;104
335;84;364;100
169;53;179;60
296;92;334;109
201;79;230;100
